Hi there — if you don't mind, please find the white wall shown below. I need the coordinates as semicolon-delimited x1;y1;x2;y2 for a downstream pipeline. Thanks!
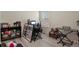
1;11;39;27
48;11;79;30
0;11;1;43
0;11;1;23
1;11;79;30
0;11;39;34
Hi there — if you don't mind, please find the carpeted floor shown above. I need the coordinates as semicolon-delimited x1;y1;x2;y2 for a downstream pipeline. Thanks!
16;32;78;47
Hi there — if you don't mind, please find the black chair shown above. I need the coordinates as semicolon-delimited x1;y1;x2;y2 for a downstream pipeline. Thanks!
32;23;42;41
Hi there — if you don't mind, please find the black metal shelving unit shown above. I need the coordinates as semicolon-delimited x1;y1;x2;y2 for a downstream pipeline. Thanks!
1;26;21;41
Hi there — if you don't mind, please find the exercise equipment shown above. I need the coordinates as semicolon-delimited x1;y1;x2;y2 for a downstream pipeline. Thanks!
57;30;73;46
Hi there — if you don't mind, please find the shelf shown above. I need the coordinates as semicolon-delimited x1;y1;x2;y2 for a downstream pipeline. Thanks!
1;26;21;42
1;26;21;31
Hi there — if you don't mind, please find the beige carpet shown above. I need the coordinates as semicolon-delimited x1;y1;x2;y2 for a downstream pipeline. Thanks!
17;32;78;47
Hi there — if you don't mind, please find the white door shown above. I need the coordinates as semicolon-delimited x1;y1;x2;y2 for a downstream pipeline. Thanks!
39;11;50;34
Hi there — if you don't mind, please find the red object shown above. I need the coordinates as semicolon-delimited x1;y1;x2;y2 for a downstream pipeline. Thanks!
5;31;9;34
1;43;6;47
9;43;14;47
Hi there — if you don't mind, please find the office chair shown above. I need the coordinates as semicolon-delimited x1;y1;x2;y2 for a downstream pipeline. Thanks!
32;23;42;41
